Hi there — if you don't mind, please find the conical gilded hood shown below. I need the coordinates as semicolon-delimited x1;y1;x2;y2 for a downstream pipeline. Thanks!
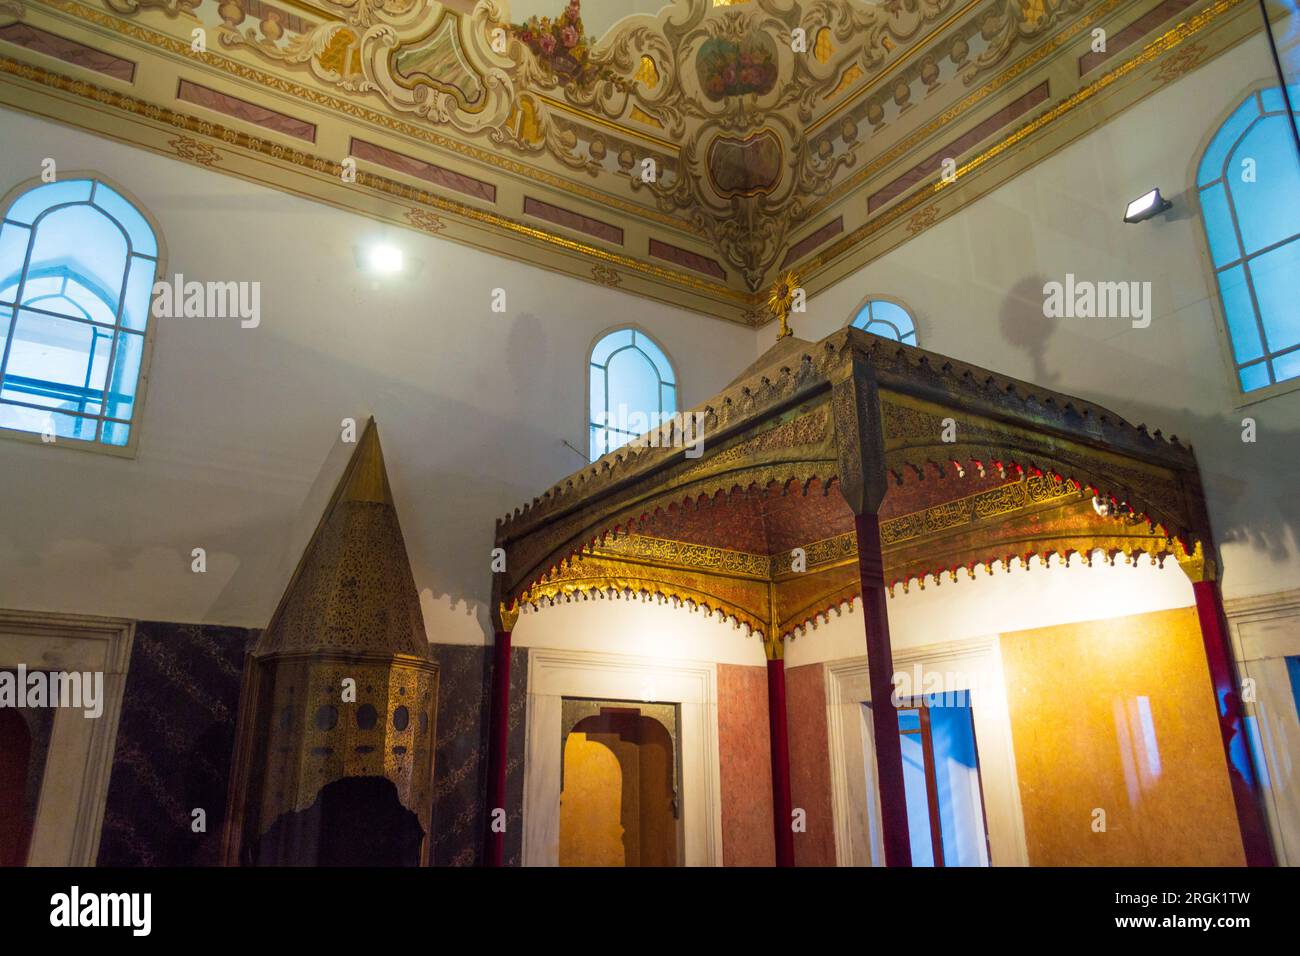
254;418;427;659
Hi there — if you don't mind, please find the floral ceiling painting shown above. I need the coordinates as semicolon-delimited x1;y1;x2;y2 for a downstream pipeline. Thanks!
695;31;778;100
510;0;601;86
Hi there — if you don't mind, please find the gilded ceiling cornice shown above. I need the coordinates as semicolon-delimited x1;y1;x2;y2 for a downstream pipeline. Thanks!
0;0;1265;323
0;52;750;303
27;0;706;234
802;0;1129;220
800;0;1256;281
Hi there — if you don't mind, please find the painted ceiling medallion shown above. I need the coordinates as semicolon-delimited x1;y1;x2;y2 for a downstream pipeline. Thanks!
695;30;777;100
706;127;782;197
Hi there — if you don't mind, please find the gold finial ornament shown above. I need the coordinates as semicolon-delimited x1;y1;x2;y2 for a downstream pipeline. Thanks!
768;270;801;340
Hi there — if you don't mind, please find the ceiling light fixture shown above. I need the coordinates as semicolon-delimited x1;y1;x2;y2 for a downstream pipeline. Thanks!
1123;188;1172;224
366;244;404;274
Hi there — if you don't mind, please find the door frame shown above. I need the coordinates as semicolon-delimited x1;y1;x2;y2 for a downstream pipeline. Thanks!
522;647;723;866
0;608;134;865
1227;587;1300;866
825;635;1029;866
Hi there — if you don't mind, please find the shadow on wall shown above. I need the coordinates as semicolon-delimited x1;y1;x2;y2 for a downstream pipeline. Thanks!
994;279;1300;577
999;275;1060;389
187;308;582;639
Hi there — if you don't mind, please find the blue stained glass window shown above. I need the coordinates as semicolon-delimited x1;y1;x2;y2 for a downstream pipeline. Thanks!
0;178;158;448
588;328;677;461
851;299;918;344
1197;89;1300;393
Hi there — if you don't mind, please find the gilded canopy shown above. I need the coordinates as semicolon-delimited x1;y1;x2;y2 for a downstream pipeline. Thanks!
492;327;1214;645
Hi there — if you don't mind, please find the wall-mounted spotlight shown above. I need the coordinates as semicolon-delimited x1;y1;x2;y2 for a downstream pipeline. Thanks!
1123;188;1172;224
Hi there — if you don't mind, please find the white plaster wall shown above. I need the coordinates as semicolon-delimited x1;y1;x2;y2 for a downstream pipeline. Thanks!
770;34;1300;602
512;546;1196;669
0;108;756;644
512;595;767;665
784;555;1196;669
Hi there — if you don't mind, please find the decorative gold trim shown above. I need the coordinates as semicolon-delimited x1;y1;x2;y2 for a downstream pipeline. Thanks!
0;0;1254;322
768;269;801;338
533;91;680;153
0;54;750;304
805;0;987;135
593;533;772;581
796;0;1249;280
1175;538;1216;583
31;0;704;235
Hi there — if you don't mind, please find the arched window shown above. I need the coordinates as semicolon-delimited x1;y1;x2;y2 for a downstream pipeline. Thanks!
850;299;917;344
588;327;677;461
0;176;160;449
1196;88;1300;394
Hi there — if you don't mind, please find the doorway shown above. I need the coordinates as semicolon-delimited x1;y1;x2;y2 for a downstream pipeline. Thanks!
0;611;133;865
558;699;680;867
521;649;721;866
824;639;1028;866
1230;593;1300;865
0;705;51;866
891;692;990;867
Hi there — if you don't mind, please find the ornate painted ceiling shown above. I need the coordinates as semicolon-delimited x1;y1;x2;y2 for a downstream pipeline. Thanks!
0;0;1268;324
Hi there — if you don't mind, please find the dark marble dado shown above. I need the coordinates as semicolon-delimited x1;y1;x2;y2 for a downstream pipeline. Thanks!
426;642;527;866
96;621;256;867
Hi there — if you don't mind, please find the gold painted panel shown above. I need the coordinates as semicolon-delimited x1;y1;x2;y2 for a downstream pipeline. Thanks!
999;607;1245;865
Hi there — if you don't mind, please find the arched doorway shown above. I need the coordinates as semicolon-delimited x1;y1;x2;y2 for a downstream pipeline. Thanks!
0;708;35;866
559;703;678;867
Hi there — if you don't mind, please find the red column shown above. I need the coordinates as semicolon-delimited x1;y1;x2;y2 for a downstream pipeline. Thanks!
484;628;512;867
1191;580;1275;866
855;512;912;867
766;654;794;866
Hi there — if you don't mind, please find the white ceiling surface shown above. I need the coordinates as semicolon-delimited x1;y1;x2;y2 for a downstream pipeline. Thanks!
787;33;1300;601
0;107;754;642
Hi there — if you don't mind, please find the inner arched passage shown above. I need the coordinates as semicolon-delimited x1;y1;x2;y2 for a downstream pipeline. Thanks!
559;704;678;867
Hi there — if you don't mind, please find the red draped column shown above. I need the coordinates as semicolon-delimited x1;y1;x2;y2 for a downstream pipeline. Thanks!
856;512;912;867
484;627;512;867
766;641;794;866
1190;579;1275;866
